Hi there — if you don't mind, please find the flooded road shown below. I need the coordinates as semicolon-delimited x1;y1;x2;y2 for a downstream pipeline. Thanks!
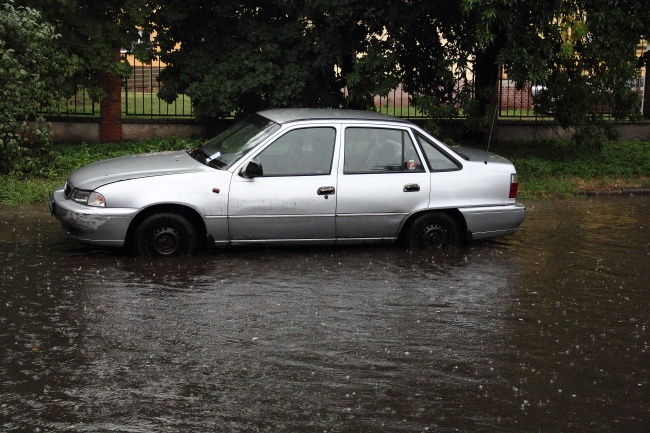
1;197;648;432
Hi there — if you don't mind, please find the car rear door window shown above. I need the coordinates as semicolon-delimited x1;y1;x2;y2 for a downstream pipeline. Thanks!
344;127;424;173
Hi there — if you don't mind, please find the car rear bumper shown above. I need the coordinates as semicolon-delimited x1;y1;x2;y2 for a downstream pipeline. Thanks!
461;204;526;240
50;188;137;247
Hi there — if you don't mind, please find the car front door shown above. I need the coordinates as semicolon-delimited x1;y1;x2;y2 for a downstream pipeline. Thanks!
228;126;338;244
335;126;431;241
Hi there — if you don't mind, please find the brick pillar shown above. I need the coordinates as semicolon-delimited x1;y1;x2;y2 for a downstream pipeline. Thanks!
100;50;122;142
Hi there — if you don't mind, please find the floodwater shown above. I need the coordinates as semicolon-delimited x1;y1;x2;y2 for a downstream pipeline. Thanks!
0;197;648;432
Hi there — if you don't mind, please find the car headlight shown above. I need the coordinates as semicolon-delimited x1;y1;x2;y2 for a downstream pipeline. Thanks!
69;188;106;207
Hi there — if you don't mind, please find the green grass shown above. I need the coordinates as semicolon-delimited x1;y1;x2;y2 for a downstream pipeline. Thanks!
1;138;649;204
123;92;193;117
488;139;650;197
374;104;426;118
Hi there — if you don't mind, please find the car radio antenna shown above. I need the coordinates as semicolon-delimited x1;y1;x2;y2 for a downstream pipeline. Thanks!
485;65;501;165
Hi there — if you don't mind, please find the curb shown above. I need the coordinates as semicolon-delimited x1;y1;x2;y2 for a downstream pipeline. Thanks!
582;188;650;196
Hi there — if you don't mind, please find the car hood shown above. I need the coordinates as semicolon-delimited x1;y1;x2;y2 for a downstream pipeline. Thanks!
68;150;213;190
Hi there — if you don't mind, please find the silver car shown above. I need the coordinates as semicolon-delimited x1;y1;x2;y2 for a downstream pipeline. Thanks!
50;109;525;256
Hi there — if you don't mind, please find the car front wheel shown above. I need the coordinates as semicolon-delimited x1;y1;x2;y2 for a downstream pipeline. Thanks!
135;213;198;257
407;213;462;249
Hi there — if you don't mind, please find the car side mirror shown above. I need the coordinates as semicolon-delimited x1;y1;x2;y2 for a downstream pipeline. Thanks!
241;160;263;178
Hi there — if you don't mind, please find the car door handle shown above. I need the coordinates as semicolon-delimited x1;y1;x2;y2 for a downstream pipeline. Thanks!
317;186;335;195
403;183;420;192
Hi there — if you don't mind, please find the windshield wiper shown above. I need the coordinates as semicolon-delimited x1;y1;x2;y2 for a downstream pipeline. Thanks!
188;147;224;169
206;158;225;169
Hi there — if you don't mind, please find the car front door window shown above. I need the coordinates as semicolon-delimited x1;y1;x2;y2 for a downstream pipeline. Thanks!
256;127;336;176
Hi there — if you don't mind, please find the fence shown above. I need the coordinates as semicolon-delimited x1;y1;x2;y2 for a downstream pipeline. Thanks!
374;77;536;120
48;59;194;118
124;59;193;117
50;65;645;121
377;70;647;120
497;74;647;120
50;86;97;116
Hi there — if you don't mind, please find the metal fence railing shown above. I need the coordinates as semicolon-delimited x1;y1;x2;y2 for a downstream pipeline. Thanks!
45;66;645;121
124;59;193;118
374;74;543;120
498;79;536;119
498;72;647;120
374;84;428;119
49;84;98;116
45;59;194;118
376;69;646;121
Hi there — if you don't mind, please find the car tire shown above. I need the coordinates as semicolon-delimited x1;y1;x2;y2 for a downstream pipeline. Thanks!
135;213;198;257
406;212;462;250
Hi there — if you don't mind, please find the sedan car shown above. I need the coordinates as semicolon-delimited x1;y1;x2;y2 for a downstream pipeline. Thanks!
51;108;525;256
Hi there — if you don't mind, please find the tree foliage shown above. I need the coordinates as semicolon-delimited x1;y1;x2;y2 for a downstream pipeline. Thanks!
466;0;649;130
149;0;650;138
5;0;649;152
23;0;153;99
149;0;483;125
149;0;401;124
2;0;154;174
0;1;76;175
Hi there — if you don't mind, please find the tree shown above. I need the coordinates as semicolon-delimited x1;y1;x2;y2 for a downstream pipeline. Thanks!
382;1;479;134
23;0;155;142
149;0;400;124
16;0;642;144
23;0;153;99
466;0;650;130
0;1;76;175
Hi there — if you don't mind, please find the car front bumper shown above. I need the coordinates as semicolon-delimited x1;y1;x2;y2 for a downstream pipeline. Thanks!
50;188;138;247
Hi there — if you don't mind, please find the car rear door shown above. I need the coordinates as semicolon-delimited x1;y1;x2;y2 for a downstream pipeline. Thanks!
335;126;431;241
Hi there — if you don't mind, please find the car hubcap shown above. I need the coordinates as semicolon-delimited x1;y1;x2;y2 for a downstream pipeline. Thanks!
418;223;450;249
151;226;181;255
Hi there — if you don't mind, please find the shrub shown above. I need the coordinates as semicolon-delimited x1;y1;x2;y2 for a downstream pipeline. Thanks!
0;1;76;175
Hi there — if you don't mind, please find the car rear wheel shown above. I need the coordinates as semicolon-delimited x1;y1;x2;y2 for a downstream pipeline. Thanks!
407;213;462;249
135;213;198;257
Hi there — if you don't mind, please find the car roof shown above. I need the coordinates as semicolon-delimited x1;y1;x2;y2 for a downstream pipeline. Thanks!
257;108;413;125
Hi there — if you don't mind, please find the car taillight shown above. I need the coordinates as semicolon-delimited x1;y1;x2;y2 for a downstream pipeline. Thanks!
509;173;519;198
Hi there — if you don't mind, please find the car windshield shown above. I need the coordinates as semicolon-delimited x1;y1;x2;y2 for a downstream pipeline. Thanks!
188;115;280;169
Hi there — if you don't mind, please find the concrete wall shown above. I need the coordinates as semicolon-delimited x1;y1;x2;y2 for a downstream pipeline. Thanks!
50;119;101;143
427;120;650;142
49;118;205;143
493;121;650;142
49;117;650;144
122;120;204;141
